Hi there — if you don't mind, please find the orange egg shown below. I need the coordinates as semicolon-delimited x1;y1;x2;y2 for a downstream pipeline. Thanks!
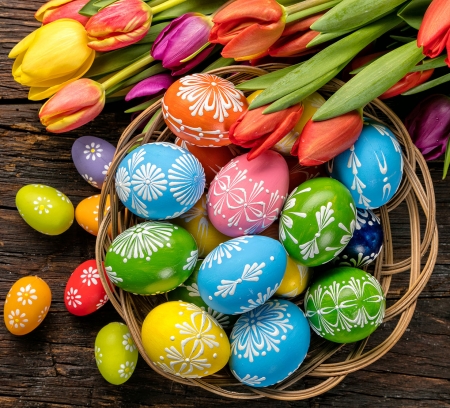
162;73;248;147
4;276;51;335
75;195;110;236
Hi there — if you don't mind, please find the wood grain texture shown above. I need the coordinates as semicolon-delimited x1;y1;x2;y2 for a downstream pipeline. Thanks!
1;1;450;406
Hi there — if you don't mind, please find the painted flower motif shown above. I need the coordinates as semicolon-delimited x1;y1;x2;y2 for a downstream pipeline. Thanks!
83;174;98;187
239;285;279;314
84;142;103;161
37;306;49;323
56;190;71;203
80;266;99;286
131;163;167;201
115;166;131;203
183;250;198;271
122;333;137;352
8;309;28;329
96;294;108;309
165;345;211;375
95;346;103;365
118;361;135;379
102;162;111;176
33;196;53;214
66;287;82;308
231;370;266;386
17;284;38;305
104;266;123;284
202;236;250;269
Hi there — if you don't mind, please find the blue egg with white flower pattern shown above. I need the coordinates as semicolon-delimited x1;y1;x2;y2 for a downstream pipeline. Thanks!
328;119;403;209
333;209;383;268
197;236;287;315
229;299;310;387
115;142;206;220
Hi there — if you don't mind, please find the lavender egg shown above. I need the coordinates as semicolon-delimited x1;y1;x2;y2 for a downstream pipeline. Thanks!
72;136;116;189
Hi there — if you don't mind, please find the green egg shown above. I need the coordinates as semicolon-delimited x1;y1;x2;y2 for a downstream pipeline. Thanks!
104;221;198;295
15;184;74;235
95;322;139;385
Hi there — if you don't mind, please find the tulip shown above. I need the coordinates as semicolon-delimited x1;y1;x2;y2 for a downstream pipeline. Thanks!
125;73;175;101
39;79;105;133
152;13;214;75
417;0;450;66
8;19;95;101
405;94;450;161
209;0;286;61
35;0;90;25
229;103;303;160
85;0;152;52
291;110;363;166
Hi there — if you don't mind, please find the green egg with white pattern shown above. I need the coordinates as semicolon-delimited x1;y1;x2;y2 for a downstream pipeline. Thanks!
279;177;356;267
104;221;198;295
95;322;138;385
167;260;238;330
15;184;74;235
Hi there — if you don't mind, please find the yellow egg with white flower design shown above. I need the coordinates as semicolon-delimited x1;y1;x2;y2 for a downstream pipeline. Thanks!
275;256;312;298
4;276;51;335
141;301;230;378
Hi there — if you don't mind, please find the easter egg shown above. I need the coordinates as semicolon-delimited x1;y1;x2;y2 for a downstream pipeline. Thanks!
72;136;115;189
75;194;111;236
141;301;230;378
275;256;312;298
207;150;289;237
284;156;327;194
162;73;248;147
16;184;74;235
95;322;138;385
173;193;229;258
328;119;403;209
229;299;310;387
197;236;287;315
115;142;205;220
104;221;198;295
167;261;238;330
333;209;384;268
65;260;109;316
279;177;356;267
4;276;51;335
305;267;385;343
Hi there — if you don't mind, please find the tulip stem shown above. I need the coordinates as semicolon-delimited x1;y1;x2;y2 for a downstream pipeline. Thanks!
150;0;187;14
286;0;341;24
285;0;342;15
101;54;155;91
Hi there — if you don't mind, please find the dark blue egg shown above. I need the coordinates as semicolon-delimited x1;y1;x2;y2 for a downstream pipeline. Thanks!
333;209;383;267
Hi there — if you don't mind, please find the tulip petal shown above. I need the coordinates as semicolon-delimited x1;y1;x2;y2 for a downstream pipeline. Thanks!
282;13;324;37
212;0;282;24
170;44;214;76
269;30;319;57
379;69;434;99
39;0;90;25
8;30;36;59
125;73;174;101
35;0;73;21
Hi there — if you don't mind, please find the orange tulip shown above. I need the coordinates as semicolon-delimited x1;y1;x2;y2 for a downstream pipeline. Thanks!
39;79;105;133
35;0;90;25
85;0;152;52
209;0;286;61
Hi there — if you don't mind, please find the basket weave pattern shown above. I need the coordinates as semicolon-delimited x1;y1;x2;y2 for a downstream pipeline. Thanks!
95;66;438;400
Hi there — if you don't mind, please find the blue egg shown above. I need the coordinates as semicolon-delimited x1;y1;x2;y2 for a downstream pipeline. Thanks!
115;142;205;219
328;119;403;209
333;208;383;267
197;236;287;315
229;299;310;387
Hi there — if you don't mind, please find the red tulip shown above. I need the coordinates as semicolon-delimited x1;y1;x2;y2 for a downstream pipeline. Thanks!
417;0;450;66
229;103;303;160
209;0;286;61
291;110;363;166
35;0;90;25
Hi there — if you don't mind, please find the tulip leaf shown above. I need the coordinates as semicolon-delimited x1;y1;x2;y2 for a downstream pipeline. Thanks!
79;0;101;16
410;55;447;72
285;0;342;24
125;96;162;113
306;29;352;47
402;72;450;95
397;0;432;29
250;14;402;110
313;41;425;121
349;55;385;75
203;57;235;72
137;22;170;44
311;0;408;32
443;138;450;179
390;35;416;43
152;0;226;22
143;108;163;132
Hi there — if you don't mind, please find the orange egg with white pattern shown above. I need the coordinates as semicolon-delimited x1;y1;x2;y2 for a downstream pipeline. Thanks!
75;194;110;236
162;73;248;147
4;276;51;335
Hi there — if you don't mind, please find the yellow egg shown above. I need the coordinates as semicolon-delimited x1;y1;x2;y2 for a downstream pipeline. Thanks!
275;256;312;298
141;301;230;378
4;276;51;335
173;193;229;257
75;195;110;236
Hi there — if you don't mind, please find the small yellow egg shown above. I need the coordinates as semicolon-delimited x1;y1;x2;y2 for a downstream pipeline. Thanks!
275;256;312;298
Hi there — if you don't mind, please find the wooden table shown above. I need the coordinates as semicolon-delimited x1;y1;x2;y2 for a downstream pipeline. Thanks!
1;2;450;406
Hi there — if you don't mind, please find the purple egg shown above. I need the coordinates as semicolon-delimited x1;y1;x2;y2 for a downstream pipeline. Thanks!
72;136;116;189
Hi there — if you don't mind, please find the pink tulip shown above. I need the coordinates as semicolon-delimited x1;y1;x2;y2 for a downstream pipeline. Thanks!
35;0;90;25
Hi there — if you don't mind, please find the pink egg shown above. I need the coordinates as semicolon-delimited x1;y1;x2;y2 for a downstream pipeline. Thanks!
207;150;289;237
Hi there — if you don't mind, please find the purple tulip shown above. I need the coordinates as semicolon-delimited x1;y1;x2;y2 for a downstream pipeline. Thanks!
405;94;450;161
151;12;214;76
125;73;175;101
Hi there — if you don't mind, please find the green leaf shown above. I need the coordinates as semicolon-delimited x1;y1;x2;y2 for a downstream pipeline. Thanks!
443;138;450;179
286;0;341;24
143;108;162;132
390;35;416;43
152;0;225;22
313;41;425;121
136;22;170;44
79;0;101;16
409;55;447;71
398;0;432;29
125;96;162;113
202;56;235;72
402;72;450;95
250;14;402;110
306;29;352;47
311;0;407;33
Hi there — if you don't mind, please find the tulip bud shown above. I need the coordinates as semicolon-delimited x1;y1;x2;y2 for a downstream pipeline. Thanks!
125;73;175;101
405;94;450;161
85;0;152;52
291;110;363;166
39;79;105;133
35;0;90;25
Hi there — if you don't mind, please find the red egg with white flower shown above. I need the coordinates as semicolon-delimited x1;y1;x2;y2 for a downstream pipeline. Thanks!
64;260;109;316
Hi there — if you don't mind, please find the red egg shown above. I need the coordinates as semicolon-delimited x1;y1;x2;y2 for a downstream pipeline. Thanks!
284;156;327;194
64;260;110;316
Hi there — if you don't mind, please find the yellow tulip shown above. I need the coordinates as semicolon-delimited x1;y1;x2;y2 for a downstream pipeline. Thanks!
8;19;95;101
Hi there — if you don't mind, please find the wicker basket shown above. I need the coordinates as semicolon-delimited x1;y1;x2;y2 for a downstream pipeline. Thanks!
95;65;438;400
